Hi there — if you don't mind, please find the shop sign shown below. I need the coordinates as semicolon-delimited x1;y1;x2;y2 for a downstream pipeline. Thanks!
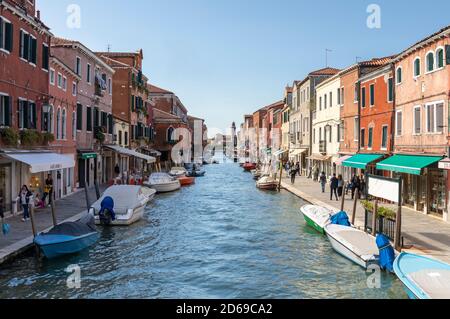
81;153;97;160
438;160;450;170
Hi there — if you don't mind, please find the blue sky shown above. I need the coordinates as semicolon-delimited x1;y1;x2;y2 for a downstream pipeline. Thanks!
38;0;450;135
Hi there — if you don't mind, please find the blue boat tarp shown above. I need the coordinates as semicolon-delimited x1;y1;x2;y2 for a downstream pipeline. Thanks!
376;234;395;272
99;196;116;221
330;211;351;227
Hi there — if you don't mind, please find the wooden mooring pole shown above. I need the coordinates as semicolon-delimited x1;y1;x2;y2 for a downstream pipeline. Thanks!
278;162;283;192
84;178;90;211
372;200;378;236
29;204;40;257
50;200;57;227
340;183;346;212
351;189;359;225
395;204;402;251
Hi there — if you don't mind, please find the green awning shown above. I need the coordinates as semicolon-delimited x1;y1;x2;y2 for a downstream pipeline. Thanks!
342;154;384;169
376;155;443;175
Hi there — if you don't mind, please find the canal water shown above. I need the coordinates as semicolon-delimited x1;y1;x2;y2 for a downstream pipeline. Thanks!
0;162;407;299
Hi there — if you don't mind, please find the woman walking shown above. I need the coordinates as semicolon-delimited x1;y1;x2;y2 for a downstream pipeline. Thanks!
17;185;33;222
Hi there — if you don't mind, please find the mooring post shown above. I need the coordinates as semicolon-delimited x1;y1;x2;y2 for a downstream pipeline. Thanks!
50;200;57;227
94;180;100;200
29;204;37;238
84;178;90;210
340;183;346;212
395;205;402;251
278;162;283;192
351;189;359;226
372;200;378;236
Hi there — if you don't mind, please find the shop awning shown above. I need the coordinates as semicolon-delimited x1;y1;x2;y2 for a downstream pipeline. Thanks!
342;154;384;169
5;152;75;174
273;149;288;157
334;155;352;166
105;145;156;164
307;154;332;161
290;149;307;156
376;155;443;175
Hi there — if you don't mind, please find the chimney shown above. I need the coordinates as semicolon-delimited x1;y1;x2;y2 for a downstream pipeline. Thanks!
37;10;41;20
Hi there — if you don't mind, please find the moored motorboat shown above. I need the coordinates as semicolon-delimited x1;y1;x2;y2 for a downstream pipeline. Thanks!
144;173;181;193
243;163;257;171
256;176;278;190
34;214;99;259
394;253;450;299
90;185;151;226
300;205;336;234
325;223;380;269
169;166;188;177
178;175;195;186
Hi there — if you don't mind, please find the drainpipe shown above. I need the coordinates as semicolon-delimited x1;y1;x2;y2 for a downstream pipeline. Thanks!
357;69;361;154
390;62;396;155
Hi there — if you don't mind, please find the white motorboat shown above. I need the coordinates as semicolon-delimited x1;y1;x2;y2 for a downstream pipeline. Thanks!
300;205;337;234
325;224;380;269
256;176;278;190
169;166;187;177
144;173;181;193
90;185;153;226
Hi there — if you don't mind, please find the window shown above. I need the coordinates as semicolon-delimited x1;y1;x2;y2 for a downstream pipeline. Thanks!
396;67;402;84
360;128;365;148
414;58;421;77
324;95;327;109
319;96;322;111
414;106;421;134
72;82;77;96
381;126;388;150
62;108;66;140
108;114;113;134
118;131;123;145
328;126;332;143
76;103;83;130
56;108;61;140
368;127;373;149
57;73;62;88
388;78;394;102
87;63;91;83
86;106;92;132
313;128;316;144
42;44;49;71
167;127;174;142
369;84;375;106
426;52;435;72
93;107;99;127
337;88;341;105
72;111;76;139
426;102;445;133
19;31;36;64
42;105;53;133
396;111;402;136
361;87;366;108
329;92;332;107
354;117;359;141
354;86;359;102
0;16;13;53
101;111;107;128
0;94;11;126
49;68;55;85
124;131;128;145
339;123;344;142
108;78;112;95
436;48;445;69
340;88;344;106
319;127;322;141
62;76;67;91
18;100;36;129
75;57;81;76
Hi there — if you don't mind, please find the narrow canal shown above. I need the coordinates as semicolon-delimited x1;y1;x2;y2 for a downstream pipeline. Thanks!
0;162;406;299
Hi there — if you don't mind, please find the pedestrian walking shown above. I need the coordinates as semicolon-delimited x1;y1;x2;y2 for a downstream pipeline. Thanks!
295;162;300;177
337;175;344;198
330;174;339;201
42;174;53;207
17;185;32;222
319;172;327;193
290;167;297;184
351;175;361;200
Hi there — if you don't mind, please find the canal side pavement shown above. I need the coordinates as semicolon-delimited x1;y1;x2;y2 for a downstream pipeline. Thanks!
281;176;450;264
0;185;107;265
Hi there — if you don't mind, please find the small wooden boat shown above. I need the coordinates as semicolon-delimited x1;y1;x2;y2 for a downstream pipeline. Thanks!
256;176;278;190
91;185;152;226
300;205;336;234
34;214;99;259
178;175;195;186
187;169;206;177
325;224;379;269
243;163;257;171
144;173;181;193
394;253;450;299
169;167;188;177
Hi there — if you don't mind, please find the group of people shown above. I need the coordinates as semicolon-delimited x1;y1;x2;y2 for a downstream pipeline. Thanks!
285;161;301;184
318;172;366;202
17;174;54;222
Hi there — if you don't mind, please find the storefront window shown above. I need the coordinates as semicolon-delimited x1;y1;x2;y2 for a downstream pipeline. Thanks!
429;169;446;216
0;164;12;213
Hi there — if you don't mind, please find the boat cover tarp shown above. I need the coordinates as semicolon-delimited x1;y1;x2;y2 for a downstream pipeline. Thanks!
409;269;450;299
150;173;176;184
92;186;143;215
99;196;116;221
376;234;395;272
331;211;351;227
47;216;96;237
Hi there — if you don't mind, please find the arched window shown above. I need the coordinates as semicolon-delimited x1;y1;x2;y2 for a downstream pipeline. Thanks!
436;48;444;69
56;108;61;140
62;108;67;140
167;127;174;142
426;52;435;72
396;67;402;84
72;111;76;140
413;57;421;77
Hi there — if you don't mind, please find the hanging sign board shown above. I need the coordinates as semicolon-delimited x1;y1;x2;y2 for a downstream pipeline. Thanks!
367;175;401;203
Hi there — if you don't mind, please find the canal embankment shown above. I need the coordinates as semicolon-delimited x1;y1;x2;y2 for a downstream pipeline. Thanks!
281;176;450;264
0;186;106;265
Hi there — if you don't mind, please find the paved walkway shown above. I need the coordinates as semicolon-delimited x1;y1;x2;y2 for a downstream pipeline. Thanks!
281;176;450;264
0;185;106;265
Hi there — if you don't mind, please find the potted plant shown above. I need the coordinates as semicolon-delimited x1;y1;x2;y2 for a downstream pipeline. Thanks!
0;127;19;147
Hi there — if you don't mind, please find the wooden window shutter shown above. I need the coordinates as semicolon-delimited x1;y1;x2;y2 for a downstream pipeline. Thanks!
5;22;13;52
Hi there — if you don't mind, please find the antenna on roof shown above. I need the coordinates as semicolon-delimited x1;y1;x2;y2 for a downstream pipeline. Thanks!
325;49;333;67
356;56;362;63
107;44;111;52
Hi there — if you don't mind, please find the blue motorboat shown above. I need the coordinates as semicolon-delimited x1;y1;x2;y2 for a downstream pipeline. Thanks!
187;170;206;177
394;252;450;299
34;214;99;259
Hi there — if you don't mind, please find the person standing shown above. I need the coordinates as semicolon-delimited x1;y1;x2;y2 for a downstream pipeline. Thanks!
319;172;327;193
295;162;300;177
42;174;54;207
352;175;361;200
330;174;339;201
17;185;32;222
337;175;344;198
290;165;297;184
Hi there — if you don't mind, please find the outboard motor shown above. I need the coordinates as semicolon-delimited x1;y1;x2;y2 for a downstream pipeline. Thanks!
98;196;116;226
376;234;395;272
330;211;351;227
